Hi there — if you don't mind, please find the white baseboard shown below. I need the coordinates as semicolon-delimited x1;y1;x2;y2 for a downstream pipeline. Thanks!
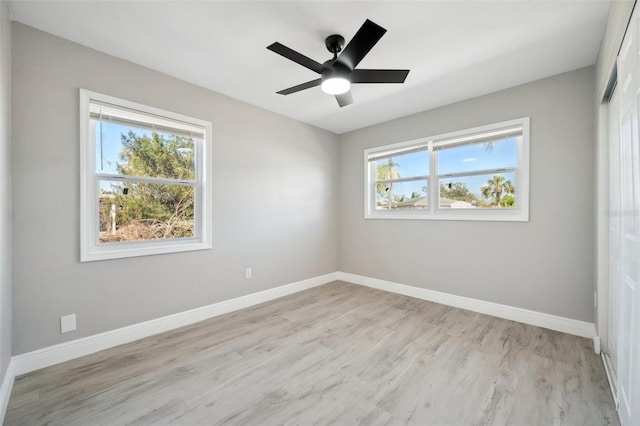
12;272;338;377
338;272;596;340
601;352;619;411
601;353;621;426
0;358;15;422
593;334;601;354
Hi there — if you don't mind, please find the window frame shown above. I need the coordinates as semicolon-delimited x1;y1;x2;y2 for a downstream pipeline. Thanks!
80;89;212;262
364;117;530;222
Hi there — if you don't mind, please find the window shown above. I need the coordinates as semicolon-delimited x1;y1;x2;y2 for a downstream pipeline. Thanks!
80;89;212;261
365;118;529;221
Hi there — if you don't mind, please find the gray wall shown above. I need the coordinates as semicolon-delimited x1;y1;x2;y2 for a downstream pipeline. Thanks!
11;23;339;354
338;67;596;322
0;2;12;376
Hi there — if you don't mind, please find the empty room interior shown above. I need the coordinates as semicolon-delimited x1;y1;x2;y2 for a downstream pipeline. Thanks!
0;0;639;424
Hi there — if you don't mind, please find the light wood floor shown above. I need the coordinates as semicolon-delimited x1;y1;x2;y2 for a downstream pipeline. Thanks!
6;281;618;425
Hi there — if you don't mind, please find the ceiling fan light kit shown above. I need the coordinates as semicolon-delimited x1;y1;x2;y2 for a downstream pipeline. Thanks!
321;76;351;95
321;61;351;95
267;19;410;107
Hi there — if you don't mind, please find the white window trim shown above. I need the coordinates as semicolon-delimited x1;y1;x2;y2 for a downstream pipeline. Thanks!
364;117;530;222
79;89;213;261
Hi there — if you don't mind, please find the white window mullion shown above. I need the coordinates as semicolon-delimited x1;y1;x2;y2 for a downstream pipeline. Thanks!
369;161;377;213
195;132;203;239
96;174;196;187
376;175;429;185
437;167;518;180
92;174;100;246
429;141;437;214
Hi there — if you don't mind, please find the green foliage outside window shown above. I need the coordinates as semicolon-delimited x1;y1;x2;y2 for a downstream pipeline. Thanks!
440;181;475;203
480;175;515;208
376;159;400;208
100;131;196;242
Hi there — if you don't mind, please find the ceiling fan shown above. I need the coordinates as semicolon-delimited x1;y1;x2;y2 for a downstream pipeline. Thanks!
267;19;410;107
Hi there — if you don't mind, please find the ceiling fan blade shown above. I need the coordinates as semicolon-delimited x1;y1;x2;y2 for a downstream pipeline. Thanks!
351;69;410;83
267;42;323;74
338;19;387;70
335;91;353;107
276;78;322;95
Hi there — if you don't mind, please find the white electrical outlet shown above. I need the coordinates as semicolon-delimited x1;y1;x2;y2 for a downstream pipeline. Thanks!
245;268;252;279
60;314;76;333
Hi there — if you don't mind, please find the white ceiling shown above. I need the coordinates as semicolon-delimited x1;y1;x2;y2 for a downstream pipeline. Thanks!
9;1;610;134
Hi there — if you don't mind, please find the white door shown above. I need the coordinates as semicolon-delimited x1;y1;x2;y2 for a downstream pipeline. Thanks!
608;86;620;391
614;8;640;424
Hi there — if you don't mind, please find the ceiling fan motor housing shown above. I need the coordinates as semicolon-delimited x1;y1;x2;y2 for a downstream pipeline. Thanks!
325;34;345;56
322;60;351;81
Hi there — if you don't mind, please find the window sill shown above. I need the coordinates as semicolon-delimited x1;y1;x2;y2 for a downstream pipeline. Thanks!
365;210;529;222
81;239;212;262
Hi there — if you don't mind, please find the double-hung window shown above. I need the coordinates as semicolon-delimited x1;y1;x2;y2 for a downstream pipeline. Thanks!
80;89;212;261
365;118;529;221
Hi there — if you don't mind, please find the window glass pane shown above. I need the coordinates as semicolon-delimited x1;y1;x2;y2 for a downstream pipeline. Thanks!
99;180;195;243
437;136;518;175
375;180;428;210
373;149;429;180
439;172;516;209
94;119;196;181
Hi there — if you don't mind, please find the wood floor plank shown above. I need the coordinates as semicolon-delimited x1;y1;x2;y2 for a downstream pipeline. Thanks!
5;281;618;425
